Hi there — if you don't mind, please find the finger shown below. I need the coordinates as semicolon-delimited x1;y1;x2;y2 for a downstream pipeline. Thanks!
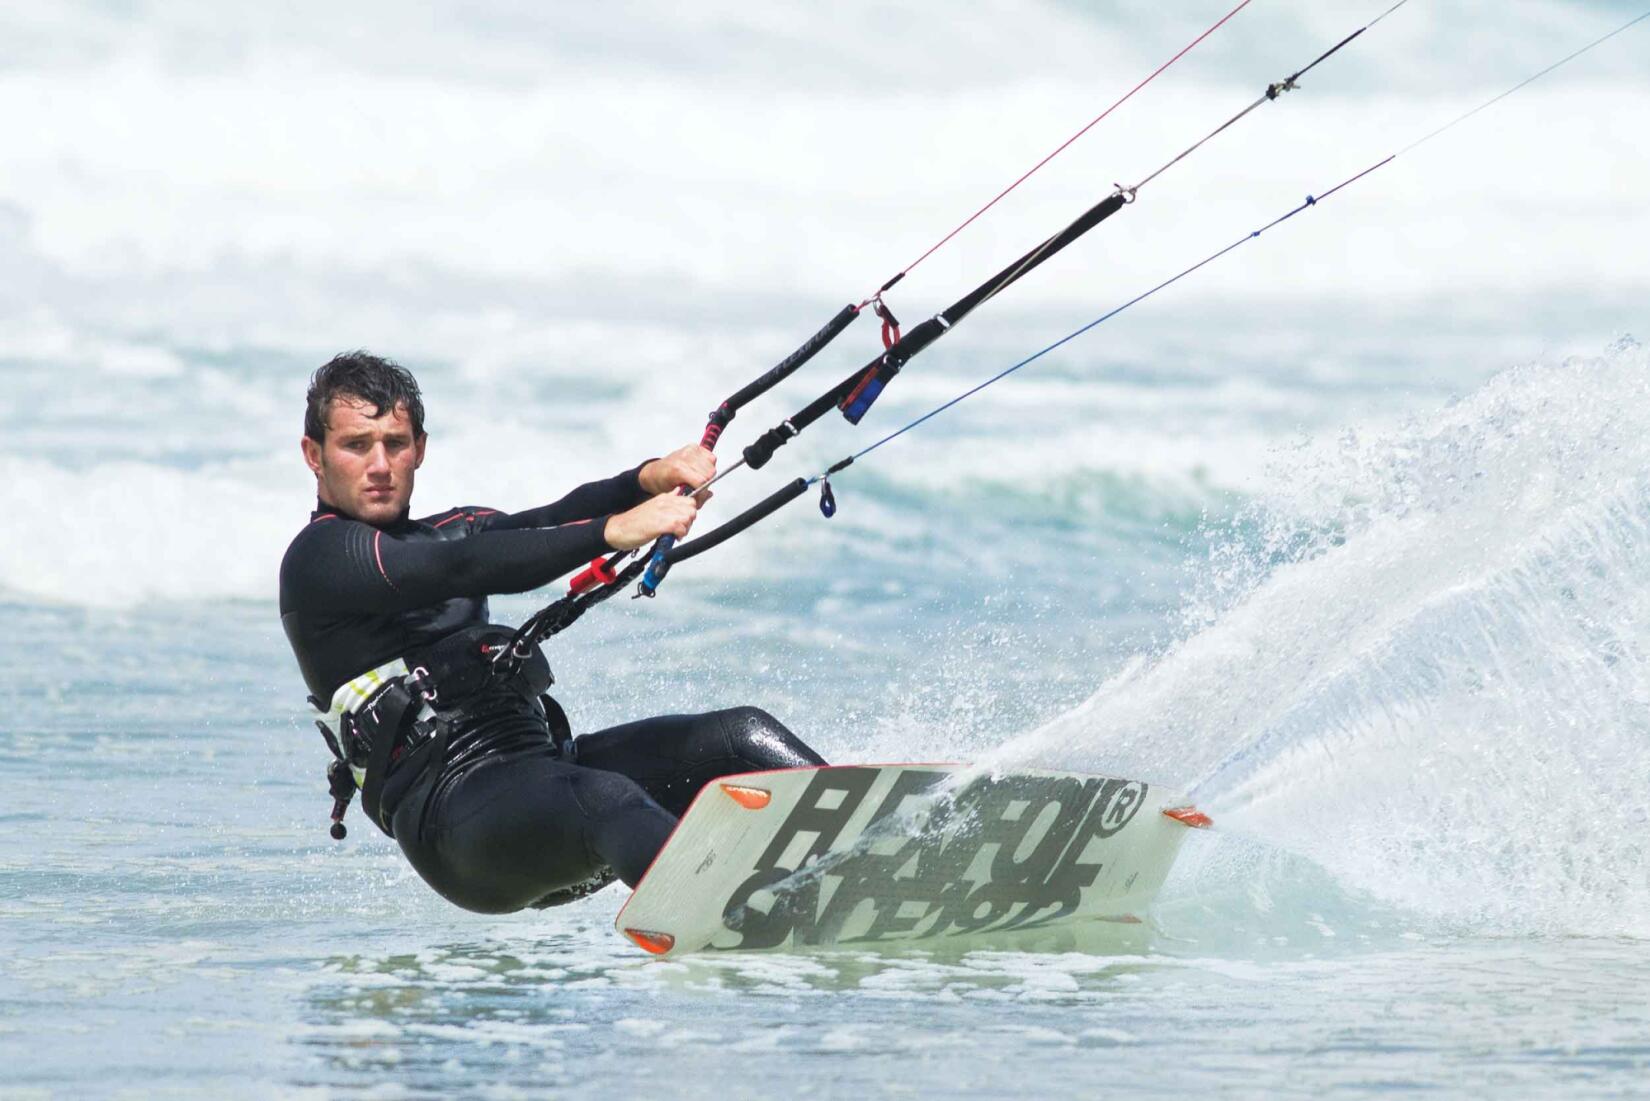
692;488;713;507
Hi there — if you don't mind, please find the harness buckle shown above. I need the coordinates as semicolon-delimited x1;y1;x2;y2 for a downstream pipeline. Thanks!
406;665;438;703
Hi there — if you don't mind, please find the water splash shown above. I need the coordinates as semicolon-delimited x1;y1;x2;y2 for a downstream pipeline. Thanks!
991;337;1650;936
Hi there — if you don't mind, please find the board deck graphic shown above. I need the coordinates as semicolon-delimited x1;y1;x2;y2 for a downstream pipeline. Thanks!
616;764;1205;958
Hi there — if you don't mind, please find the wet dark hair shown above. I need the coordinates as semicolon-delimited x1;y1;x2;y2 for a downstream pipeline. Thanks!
304;351;426;442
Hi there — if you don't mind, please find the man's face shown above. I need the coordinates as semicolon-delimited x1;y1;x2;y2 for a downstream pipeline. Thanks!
301;397;426;525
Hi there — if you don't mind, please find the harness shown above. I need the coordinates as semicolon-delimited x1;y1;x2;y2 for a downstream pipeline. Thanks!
313;626;569;839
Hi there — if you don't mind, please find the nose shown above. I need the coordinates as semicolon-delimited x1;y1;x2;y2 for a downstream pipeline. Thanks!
366;443;392;476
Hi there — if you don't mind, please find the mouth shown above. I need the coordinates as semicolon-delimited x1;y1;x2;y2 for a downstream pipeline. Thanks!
364;486;395;499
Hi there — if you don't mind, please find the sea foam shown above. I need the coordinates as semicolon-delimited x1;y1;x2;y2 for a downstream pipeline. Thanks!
994;337;1650;935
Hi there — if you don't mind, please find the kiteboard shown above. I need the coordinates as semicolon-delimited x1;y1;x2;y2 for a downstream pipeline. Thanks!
616;763;1210;957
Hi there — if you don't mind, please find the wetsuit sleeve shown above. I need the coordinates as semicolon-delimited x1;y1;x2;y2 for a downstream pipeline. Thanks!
284;517;611;615
484;462;654;531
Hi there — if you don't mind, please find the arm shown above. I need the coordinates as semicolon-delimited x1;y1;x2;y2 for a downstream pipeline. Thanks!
283;517;612;616
487;446;718;532
487;463;651;532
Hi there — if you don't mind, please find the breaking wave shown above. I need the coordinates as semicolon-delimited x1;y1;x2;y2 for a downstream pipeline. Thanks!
995;337;1650;937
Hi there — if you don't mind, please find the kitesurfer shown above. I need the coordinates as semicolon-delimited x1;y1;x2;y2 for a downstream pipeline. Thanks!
279;352;825;912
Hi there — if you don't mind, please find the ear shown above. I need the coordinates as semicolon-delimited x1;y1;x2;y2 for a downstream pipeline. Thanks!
414;433;428;470
301;435;324;477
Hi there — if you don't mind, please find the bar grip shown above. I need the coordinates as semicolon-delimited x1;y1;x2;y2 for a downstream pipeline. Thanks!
725;303;860;412
664;478;809;568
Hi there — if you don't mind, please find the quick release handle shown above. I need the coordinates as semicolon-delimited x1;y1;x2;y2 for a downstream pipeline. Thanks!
567;553;621;595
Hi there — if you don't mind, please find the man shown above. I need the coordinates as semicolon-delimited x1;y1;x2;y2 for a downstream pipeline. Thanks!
279;351;825;913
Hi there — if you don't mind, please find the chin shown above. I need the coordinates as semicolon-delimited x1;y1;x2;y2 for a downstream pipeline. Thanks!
356;496;405;522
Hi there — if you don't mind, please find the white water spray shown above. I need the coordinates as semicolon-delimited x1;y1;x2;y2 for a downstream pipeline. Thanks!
992;338;1650;935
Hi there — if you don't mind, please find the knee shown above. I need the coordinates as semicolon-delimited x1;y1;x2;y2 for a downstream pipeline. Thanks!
717;706;826;768
721;705;788;737
718;706;791;751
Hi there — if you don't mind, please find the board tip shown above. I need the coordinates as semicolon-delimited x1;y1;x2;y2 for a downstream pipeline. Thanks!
1162;806;1212;829
623;928;677;955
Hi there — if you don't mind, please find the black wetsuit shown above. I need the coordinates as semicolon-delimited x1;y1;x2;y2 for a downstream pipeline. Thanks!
279;465;824;913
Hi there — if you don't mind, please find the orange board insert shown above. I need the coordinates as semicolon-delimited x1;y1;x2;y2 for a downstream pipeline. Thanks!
1162;806;1212;829
623;928;676;955
719;783;772;810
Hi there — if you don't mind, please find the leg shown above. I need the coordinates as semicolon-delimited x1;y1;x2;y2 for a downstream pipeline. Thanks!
571;706;826;817
394;751;677;913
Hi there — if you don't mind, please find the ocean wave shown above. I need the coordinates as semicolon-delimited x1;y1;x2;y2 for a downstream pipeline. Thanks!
994;337;1650;936
1;309;1334;608
0;445;1251;609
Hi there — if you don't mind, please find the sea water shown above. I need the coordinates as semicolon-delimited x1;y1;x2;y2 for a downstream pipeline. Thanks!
5;3;1650;1095
5;326;1649;1098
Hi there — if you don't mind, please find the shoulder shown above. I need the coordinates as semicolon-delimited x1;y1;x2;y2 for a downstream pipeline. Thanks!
414;505;504;538
282;511;356;560
279;513;369;602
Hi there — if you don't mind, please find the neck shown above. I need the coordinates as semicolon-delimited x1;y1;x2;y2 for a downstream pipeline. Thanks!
316;492;411;527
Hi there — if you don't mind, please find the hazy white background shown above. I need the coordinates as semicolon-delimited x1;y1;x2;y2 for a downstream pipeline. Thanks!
0;0;1645;604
